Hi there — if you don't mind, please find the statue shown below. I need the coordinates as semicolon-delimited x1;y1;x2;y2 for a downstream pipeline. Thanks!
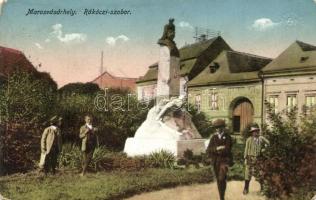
134;96;202;140
158;18;180;57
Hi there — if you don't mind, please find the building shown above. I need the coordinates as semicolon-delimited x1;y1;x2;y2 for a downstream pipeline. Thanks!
136;36;232;100
0;46;37;82
261;41;316;117
188;50;271;134
92;71;137;92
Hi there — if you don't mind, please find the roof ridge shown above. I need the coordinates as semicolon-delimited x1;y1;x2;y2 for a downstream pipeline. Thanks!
295;40;316;51
0;46;24;54
179;36;219;50
226;50;272;60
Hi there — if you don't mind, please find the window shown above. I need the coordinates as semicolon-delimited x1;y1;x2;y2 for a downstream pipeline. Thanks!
268;95;279;113
287;95;297;112
306;96;315;107
195;95;201;111
304;95;316;114
209;92;218;110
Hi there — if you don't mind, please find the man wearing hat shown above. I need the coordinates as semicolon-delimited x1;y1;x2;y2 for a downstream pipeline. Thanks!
207;119;233;200
40;116;62;174
243;124;269;194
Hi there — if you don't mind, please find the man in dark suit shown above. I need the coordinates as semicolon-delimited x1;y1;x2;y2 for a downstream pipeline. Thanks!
79;115;98;176
207;119;233;200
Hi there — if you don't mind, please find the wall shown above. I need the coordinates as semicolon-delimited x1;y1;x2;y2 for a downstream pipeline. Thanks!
188;82;262;131
264;74;316;116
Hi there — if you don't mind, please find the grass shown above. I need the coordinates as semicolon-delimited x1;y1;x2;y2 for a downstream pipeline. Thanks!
0;167;213;200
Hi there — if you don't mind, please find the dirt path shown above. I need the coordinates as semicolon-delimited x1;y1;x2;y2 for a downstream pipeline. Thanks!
125;181;266;200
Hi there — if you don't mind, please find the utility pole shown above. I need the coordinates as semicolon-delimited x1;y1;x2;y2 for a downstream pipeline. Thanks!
100;51;104;87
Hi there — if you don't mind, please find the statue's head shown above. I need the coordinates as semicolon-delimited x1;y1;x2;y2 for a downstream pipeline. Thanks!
169;18;174;24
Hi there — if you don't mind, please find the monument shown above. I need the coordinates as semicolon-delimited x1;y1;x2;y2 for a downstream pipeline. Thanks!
124;19;207;157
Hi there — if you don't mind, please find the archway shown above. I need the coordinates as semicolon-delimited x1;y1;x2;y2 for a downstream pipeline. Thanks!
230;97;254;134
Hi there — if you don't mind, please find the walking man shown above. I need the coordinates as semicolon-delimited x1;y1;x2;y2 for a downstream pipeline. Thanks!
40;116;62;175
79;115;98;176
207;119;233;200
243;124;269;194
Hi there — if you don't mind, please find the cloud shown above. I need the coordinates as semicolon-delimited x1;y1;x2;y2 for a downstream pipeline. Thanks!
178;21;193;29
106;35;129;46
35;43;43;49
314;0;316;3
0;0;7;15
252;18;279;31
50;23;87;44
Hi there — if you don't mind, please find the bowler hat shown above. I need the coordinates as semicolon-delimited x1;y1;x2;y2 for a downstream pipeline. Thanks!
212;119;226;127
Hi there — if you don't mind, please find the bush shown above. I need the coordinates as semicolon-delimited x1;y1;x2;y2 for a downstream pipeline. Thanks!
187;104;214;138
255;104;316;199
177;149;210;168
146;150;176;169
0;72;57;173
58;143;147;172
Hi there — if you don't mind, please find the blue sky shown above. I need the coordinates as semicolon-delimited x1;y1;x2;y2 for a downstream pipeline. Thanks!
0;0;316;86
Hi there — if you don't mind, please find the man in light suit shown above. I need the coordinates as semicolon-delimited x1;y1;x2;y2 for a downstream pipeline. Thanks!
40;116;62;174
243;124;269;194
79;115;98;176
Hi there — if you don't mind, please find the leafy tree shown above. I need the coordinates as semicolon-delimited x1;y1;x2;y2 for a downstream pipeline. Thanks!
0;71;58;173
256;103;316;199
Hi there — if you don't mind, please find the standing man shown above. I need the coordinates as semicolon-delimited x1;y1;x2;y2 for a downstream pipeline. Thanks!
207;119;233;200
243;124;269;195
40;116;62;175
79;115;98;176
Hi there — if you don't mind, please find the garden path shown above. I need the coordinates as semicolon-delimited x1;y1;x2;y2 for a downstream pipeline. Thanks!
125;180;266;200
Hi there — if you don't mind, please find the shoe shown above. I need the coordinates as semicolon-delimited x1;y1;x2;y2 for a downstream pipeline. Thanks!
243;189;249;195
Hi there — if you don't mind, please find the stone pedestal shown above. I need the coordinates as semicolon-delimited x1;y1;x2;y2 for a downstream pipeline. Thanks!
156;46;180;99
124;138;207;157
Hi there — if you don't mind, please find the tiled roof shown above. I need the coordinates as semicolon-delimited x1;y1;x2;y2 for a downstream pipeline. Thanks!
188;50;271;86
262;41;316;73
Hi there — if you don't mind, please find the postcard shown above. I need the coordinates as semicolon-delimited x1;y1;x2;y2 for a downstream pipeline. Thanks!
0;1;315;200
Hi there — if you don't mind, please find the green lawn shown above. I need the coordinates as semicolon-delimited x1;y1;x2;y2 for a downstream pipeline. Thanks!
0;167;213;200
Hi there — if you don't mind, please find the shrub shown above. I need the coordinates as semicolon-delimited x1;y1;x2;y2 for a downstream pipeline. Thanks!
58;143;81;169
255;104;316;199
58;143;147;172
177;149;209;168
187;104;214;138
146;150;176;169
0;72;57;173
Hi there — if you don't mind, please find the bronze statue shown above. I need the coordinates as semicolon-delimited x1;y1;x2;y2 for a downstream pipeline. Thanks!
158;18;180;57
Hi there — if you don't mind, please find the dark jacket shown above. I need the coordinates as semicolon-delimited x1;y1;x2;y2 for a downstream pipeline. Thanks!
79;125;97;152
206;130;233;166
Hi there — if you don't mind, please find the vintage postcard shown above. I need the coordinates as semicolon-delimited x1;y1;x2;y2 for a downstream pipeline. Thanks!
0;0;315;200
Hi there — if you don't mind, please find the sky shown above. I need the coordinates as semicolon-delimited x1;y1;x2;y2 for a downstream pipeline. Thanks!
0;0;316;87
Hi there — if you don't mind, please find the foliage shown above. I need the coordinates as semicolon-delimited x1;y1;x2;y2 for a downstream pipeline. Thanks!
57;87;150;150
255;103;316;199
0;167;213;200
58;143;146;171
146;150;176;169
58;82;100;95
177;149;210;168
0;72;57;174
58;144;82;169
187;104;214;138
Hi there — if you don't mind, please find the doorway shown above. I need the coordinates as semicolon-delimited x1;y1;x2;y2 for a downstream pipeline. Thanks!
232;98;254;133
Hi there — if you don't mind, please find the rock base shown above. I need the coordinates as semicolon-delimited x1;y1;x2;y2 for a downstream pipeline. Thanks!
124;138;209;157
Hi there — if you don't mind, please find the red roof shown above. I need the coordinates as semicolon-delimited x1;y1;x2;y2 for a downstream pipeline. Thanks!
92;71;137;91
0;46;37;78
